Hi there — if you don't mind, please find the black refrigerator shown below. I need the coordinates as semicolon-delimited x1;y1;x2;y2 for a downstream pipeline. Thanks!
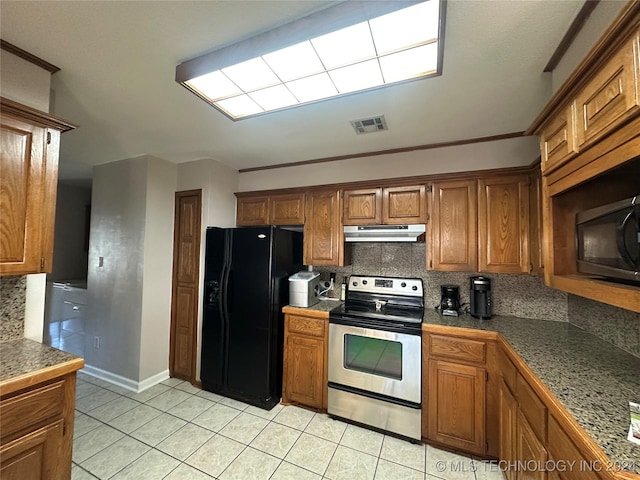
201;226;303;410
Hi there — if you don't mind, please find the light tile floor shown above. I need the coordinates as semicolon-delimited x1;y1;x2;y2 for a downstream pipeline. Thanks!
72;372;505;480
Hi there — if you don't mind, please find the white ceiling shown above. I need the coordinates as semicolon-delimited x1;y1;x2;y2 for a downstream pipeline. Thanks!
1;0;584;181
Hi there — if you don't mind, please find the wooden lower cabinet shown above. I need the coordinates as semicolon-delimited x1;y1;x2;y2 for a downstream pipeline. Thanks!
500;380;518;480
427;359;486;455
282;312;328;410
424;331;489;456
516;409;548;480
0;372;78;480
0;420;63;480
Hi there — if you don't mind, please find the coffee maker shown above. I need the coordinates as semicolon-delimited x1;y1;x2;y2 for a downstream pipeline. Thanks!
439;285;461;316
470;276;492;319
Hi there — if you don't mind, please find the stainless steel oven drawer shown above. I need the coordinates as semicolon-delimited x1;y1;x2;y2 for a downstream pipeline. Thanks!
328;386;421;440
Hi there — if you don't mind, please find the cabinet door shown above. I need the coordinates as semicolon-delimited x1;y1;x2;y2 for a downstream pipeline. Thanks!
499;381;518;480
283;334;324;409
383;185;426;224
236;196;269;226
539;106;576;174
478;175;530;273
429;180;477;271
270;193;305;225
0;116;47;275
427;359;486;455
574;33;640;150
343;188;382;225
516;411;548;480
0;419;64;480
304;190;346;266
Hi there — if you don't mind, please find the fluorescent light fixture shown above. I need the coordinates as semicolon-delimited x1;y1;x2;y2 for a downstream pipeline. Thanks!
178;0;445;120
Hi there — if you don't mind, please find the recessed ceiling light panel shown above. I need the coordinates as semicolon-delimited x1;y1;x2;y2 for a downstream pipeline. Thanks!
177;0;445;120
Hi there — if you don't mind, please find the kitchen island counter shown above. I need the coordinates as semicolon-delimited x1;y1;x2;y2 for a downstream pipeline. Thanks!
422;310;640;474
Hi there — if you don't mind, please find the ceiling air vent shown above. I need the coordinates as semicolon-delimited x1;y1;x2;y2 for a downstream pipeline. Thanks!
350;115;388;135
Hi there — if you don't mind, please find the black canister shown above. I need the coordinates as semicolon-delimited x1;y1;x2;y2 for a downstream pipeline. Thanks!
470;276;492;319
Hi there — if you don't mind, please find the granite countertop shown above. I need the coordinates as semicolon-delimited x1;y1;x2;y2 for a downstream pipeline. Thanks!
422;310;640;473
0;338;84;395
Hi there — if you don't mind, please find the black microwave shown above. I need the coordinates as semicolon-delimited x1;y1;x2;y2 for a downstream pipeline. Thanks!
576;196;639;284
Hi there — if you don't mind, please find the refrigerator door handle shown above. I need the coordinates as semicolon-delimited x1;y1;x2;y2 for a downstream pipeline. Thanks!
226;270;234;316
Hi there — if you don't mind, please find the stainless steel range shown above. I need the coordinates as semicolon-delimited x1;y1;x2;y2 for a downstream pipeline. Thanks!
328;275;424;440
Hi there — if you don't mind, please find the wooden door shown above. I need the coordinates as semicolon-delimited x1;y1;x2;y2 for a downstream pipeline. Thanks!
236;196;269;226
478;175;530;273
429;180;477;271
516;411;548;480
304;190;347;266
283;334;324;409
0;116;46;275
427;359;486;455
500;380;518;480
343;188;382;225
270;193;305;225
170;190;202;382
382;185;426;224
0;420;63;480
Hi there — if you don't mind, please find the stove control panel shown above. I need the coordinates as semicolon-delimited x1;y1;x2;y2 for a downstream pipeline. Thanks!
349;275;423;297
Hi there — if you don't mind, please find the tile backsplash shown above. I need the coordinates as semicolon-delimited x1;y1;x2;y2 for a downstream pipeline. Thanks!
568;294;640;358
0;276;26;341
314;243;569;322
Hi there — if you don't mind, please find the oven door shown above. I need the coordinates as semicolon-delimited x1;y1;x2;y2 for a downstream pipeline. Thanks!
328;321;421;404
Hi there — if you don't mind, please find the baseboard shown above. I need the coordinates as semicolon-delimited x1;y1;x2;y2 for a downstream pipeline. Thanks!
81;365;169;393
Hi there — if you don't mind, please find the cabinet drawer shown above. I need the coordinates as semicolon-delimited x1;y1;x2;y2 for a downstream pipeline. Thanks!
429;335;486;364
287;315;325;337
574;32;640;149
547;415;601;480
540;105;576;174
0;380;65;440
516;374;547;443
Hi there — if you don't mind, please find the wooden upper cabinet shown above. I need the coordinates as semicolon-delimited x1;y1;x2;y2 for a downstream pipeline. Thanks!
236;196;269;226
383;185;427;224
0;99;74;276
540;105;576;174
574;32;640;150
343;185;426;225
270;193;305;225
304;190;348;266
429;180;477;271
343;188;382;225
478;175;530;273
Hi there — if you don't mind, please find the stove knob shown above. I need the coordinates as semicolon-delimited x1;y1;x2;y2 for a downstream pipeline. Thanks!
401;282;407;288
412;285;418;291
352;281;358;287
362;280;368;285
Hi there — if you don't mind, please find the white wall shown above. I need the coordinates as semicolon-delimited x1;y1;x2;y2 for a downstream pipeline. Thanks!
551;0;626;92
139;158;177;381
177;158;239;381
0;50;51;112
238;136;540;191
50;184;92;282
86;158;147;380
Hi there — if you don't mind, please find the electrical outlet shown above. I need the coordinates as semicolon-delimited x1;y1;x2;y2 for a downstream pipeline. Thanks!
93;336;100;349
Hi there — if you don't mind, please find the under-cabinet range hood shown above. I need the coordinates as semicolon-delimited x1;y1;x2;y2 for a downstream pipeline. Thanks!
343;225;426;242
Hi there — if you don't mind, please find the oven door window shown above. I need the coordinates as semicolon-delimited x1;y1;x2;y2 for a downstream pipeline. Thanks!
343;334;402;380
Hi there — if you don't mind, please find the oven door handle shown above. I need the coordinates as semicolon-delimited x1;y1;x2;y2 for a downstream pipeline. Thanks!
329;316;421;335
